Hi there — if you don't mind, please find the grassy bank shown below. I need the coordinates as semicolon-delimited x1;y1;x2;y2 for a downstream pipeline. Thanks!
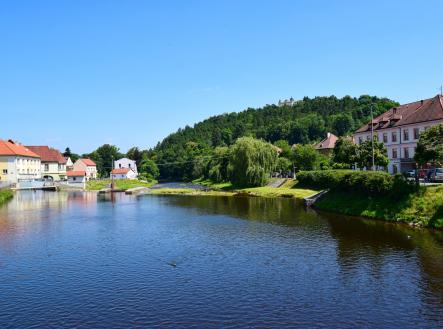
315;185;443;228
86;179;157;191
0;189;13;205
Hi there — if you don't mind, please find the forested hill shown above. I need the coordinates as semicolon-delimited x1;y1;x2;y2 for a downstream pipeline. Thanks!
154;95;398;180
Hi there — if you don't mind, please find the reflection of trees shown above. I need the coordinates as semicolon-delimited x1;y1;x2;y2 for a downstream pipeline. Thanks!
162;195;320;227
325;210;443;312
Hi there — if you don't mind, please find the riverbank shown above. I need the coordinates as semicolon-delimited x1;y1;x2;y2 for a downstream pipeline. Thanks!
86;179;157;191
0;189;13;205
314;185;443;229
151;179;319;199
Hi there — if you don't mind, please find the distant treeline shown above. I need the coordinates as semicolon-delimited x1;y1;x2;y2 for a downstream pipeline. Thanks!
153;95;398;180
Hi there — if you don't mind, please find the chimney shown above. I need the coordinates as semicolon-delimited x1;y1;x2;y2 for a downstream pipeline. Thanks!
393;107;397;114
420;99;424;105
327;132;331;138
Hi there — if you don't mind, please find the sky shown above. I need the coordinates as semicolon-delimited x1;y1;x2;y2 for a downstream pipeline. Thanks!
1;0;443;154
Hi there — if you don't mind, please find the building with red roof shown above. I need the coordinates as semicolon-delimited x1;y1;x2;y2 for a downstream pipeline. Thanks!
73;158;98;180
314;133;339;156
354;94;443;173
26;146;67;181
110;168;137;180
0;140;42;183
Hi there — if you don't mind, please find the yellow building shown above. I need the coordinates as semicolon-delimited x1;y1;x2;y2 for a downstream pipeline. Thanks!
0;140;41;184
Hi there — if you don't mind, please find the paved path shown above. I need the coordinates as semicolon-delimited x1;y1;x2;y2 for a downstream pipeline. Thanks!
267;178;287;188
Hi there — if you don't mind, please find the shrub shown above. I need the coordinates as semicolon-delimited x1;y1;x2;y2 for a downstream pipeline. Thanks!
297;170;415;198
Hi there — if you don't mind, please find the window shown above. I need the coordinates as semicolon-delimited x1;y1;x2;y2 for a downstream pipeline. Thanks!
373;134;378;142
73;177;76;181
2;169;7;174
393;164;398;174
44;164;49;171
413;128;420;139
383;133;388;143
392;132;397;142
404;147;409;159
358;137;363;144
403;129;409;141
392;148;398;159
366;135;371;141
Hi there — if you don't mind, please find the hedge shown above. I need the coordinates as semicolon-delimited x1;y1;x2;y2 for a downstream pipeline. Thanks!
297;170;415;198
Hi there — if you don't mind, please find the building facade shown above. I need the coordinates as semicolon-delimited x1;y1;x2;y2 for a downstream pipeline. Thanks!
354;95;443;174
27;146;67;181
110;168;137;180
67;171;86;189
114;158;138;174
73;158;97;180
0;140;41;183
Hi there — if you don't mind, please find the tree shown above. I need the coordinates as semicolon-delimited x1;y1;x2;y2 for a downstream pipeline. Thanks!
139;156;160;180
332;137;357;168
273;140;292;158
126;147;143;166
229;137;278;187
275;157;292;172
63;147;72;157
355;140;389;170
415;124;443;166
291;144;323;170
63;147;79;162
86;144;123;177
207;146;230;182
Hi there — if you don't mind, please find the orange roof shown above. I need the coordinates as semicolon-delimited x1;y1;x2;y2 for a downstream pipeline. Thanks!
67;171;86;177
26;146;66;164
80;158;96;166
111;168;131;174
0;140;40;158
356;95;443;133
315;133;338;150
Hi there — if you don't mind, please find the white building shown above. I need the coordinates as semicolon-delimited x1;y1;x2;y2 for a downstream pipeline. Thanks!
110;168;137;180
26;146;67;181
0;140;41;184
354;95;443;174
114;158;138;174
73;158;98;180
67;171;86;189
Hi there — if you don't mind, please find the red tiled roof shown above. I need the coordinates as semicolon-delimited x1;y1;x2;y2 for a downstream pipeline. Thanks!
0;140;40;158
26;146;66;164
315;133;338;150
355;95;443;133
111;168;131;174
67;171;86;177
80;158;96;166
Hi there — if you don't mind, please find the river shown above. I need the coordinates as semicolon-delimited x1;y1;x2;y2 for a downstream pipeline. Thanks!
0;191;442;328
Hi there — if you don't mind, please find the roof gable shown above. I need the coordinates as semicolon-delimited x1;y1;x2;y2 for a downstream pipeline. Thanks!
27;146;66;163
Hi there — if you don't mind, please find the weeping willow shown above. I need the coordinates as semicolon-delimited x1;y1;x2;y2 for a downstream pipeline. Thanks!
229;137;278;187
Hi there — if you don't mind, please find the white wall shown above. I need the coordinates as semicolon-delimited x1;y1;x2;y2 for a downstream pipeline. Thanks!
115;158;138;174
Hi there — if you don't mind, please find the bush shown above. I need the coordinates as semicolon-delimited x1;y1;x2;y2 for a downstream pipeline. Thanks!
297;170;415;198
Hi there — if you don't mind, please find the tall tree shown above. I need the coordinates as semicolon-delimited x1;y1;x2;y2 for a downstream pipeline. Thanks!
415;124;443;166
355;140;389;170
332;137;357;167
291;144;323;171
229;137;278;187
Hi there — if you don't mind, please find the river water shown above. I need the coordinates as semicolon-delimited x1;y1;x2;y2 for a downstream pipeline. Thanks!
0;191;442;328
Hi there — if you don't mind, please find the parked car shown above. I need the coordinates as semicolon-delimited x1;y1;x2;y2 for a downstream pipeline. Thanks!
429;168;443;182
406;170;416;178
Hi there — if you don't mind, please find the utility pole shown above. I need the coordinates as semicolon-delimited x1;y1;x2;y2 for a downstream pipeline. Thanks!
370;104;375;171
111;156;115;190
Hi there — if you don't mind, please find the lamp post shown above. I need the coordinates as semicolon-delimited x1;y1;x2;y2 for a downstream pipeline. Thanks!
370;104;375;171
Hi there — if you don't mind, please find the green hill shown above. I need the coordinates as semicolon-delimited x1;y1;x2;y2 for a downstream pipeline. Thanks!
154;95;398;180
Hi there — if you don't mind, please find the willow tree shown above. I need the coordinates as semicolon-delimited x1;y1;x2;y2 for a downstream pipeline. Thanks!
229;137;278;187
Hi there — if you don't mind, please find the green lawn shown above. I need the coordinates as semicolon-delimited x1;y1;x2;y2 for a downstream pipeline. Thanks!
86;179;157;191
0;189;13;205
315;185;443;228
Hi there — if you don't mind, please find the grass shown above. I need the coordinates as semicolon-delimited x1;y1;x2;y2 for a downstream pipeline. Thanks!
0;189;13;205
86;179;157;191
315;185;443;228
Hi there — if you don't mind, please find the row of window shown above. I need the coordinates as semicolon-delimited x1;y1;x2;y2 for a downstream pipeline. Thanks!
391;147;415;159
358;126;429;145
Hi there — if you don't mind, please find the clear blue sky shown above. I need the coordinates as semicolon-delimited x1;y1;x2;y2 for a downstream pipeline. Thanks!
1;0;442;154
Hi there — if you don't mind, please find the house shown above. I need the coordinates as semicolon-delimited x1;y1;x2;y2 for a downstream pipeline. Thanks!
114;158;138;174
110;168;137;180
73;158;98;180
67;171;86;189
65;157;74;171
314;132;339;156
27;146;67;181
353;94;443;174
0;140;41;183
278;97;296;107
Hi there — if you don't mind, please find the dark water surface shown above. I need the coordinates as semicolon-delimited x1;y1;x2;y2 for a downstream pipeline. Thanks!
0;191;442;328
